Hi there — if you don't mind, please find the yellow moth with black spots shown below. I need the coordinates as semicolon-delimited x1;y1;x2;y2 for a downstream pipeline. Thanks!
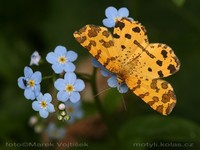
73;18;180;115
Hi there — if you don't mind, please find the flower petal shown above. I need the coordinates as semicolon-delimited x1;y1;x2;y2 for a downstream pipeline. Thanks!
118;84;129;93
70;92;80;103
74;79;85;91
63;62;76;72
31;71;42;84
57;91;69;102
36;93;43;101
65;101;83;124
34;85;41;97
64;72;76;84
46;52;57;64
54;46;67;56
47;103;55;112
75;109;83;118
105;6;117;18
18;77;26;89
44;93;52;102
52;63;63;74
102;18;115;28
91;58;102;68
32;101;40;111
100;69;111;77
66;51;78;62
127;17;134;21
118;7;129;17
46;123;66;139
107;75;118;88
54;79;66;91
39;109;49;118
24;88;35;100
30;51;41;66
67;117;75;124
24;66;33;78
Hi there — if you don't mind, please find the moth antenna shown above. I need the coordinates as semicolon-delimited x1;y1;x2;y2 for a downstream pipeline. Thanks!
121;94;127;111
93;87;112;98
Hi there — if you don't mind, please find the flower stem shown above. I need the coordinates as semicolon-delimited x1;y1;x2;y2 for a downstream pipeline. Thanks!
76;72;91;82
91;68;106;119
90;67;119;147
42;75;54;80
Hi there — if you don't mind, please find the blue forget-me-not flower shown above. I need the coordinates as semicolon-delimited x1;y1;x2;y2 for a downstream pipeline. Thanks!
46;46;78;74
107;74;129;93
54;72;85;103
102;6;133;28
18;66;41;100
91;58;128;93
65;100;83;124
45;122;66;140
30;51;41;66
32;93;55;118
91;58;111;77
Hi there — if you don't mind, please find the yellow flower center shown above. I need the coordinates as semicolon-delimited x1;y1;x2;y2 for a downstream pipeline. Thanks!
40;100;47;109
28;79;35;87
65;84;74;93
67;106;74;113
58;56;66;64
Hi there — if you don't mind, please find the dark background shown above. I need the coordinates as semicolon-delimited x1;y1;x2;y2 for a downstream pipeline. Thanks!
0;0;200;149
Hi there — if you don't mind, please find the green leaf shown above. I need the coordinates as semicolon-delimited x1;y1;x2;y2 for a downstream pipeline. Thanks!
118;115;200;148
171;0;185;7
103;89;122;114
82;101;96;117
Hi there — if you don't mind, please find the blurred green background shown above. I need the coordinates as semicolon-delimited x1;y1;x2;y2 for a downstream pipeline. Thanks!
1;0;200;149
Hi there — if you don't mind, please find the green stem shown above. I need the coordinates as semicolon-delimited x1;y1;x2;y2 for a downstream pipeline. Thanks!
91;68;106;119
42;75;54;80
76;72;91;82
90;68;119;148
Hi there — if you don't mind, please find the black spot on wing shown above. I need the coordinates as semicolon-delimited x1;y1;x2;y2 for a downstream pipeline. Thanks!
113;33;120;39
132;27;141;33
158;70;164;77
115;21;125;30
161;50;168;59
121;45;126;49
148;67;152;72
167;64;176;73
125;34;131;39
156;60;163;66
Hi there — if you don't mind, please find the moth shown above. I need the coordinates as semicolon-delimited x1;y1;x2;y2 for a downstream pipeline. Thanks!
73;18;180;115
